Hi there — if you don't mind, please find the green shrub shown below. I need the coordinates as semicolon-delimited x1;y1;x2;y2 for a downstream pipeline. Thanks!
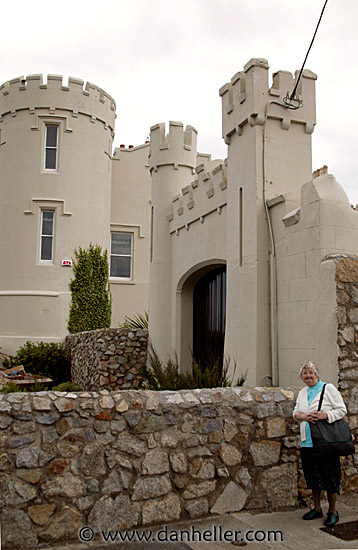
28;380;46;392
140;345;240;391
0;381;26;394
121;311;148;330
6;341;71;386
52;382;83;392
236;370;248;386
68;244;112;334
1;356;14;370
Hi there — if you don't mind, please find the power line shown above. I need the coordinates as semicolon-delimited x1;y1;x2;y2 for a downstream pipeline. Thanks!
287;0;329;104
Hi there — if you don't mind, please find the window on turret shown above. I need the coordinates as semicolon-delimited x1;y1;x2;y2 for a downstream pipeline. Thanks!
44;125;58;170
110;232;132;279
40;210;54;261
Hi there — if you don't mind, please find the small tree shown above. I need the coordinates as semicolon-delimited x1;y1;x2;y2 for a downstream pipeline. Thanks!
68;244;112;333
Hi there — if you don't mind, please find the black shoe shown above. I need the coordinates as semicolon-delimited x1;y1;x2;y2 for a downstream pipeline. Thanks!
324;512;339;527
302;508;323;520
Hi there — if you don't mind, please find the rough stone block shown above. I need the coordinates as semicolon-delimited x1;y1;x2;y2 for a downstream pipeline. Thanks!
28;503;56;526
182;480;216;500
250;440;281;466
142;448;170;475
266;417;286;438
42;472;85;498
189;457;215;479
260;463;297;507
32;397;52;411
142;493;181;525
184;497;209;518
16;447;39;468
132;474;172;501
219;442;242;466
210;481;247;514
169;450;188;474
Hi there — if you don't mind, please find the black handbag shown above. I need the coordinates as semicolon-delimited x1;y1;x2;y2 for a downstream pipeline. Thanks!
309;384;354;457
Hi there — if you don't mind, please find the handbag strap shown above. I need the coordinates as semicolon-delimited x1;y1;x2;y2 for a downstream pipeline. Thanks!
317;383;327;411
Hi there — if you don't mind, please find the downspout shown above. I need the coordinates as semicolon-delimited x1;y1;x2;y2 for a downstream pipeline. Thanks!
262;100;282;387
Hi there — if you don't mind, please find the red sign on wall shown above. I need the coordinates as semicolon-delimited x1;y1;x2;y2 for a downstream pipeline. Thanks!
61;260;73;267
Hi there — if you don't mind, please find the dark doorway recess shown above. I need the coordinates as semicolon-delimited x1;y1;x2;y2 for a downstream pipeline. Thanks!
193;266;226;372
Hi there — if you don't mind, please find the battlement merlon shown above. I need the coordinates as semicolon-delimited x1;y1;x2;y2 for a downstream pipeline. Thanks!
219;58;317;144
149;121;198;173
167;162;227;232
0;74;116;130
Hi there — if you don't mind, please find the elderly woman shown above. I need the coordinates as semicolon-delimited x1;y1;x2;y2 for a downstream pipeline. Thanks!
293;360;347;527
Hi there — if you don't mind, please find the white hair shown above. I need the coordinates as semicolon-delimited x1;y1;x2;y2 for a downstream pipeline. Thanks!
299;360;319;378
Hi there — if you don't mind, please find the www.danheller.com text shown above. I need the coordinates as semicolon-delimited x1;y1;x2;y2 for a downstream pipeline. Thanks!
78;525;284;544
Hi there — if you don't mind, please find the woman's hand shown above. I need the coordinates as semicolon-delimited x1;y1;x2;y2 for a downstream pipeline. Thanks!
304;411;328;423
294;411;328;422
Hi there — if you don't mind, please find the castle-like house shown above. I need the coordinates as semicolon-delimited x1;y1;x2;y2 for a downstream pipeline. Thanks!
1;58;358;386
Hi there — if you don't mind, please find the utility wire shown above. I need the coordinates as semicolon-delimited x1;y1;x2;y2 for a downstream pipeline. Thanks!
289;0;329;102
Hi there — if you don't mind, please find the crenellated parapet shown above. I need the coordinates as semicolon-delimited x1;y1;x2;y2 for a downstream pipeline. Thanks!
0;74;116;131
219;58;316;144
168;160;227;234
149;121;197;173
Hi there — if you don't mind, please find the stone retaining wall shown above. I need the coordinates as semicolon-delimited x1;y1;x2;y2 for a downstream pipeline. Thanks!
336;256;358;406
0;386;357;549
66;328;148;391
1;257;358;549
334;256;358;496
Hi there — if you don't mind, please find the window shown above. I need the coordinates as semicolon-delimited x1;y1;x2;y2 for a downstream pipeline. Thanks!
40;211;54;261
110;232;132;279
44;125;58;170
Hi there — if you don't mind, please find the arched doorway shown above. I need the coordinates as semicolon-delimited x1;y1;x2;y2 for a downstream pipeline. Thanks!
193;266;226;371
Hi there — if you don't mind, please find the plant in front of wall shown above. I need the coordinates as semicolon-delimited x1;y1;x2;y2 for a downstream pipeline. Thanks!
28;380;46;392
4;341;71;386
141;344;239;390
67;244;112;334
0;382;26;394
51;381;83;392
120;311;149;330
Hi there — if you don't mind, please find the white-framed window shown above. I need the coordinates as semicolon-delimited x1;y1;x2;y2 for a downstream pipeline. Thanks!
110;232;133;279
44;125;59;170
40;210;55;262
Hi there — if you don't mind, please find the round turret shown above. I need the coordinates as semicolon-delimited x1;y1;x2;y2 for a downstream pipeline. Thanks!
148;121;198;358
0;74;116;353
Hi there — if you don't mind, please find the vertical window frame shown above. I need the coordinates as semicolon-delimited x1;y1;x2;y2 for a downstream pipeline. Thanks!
110;232;133;281
39;209;55;264
44;124;59;171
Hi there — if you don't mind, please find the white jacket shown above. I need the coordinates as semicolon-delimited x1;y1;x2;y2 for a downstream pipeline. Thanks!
293;383;347;443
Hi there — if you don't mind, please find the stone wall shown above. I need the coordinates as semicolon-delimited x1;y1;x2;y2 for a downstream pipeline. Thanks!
335;257;358;428
1;257;358;549
0;385;357;549
66;328;148;391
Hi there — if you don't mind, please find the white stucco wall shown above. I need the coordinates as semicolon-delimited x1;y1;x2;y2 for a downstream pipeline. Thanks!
110;143;151;326
272;173;358;386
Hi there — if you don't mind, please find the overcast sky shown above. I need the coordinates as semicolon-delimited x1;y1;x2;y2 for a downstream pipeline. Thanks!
1;0;357;203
